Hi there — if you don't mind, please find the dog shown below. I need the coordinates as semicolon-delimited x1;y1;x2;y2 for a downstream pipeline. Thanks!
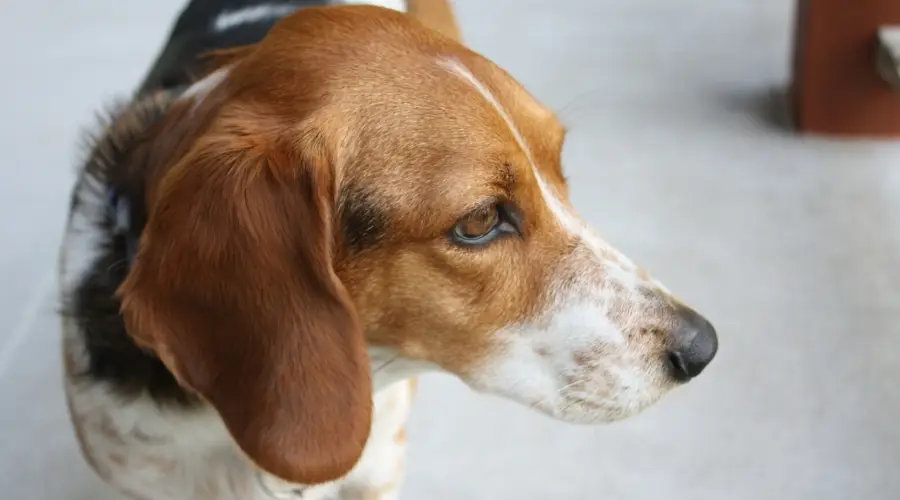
59;1;718;498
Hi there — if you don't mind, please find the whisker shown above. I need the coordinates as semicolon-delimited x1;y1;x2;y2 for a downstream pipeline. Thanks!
373;354;400;374
105;258;127;273
529;377;591;412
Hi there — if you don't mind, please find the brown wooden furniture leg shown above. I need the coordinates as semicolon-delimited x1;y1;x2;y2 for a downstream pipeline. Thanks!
792;0;900;136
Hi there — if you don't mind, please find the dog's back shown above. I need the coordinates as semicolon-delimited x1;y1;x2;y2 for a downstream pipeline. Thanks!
138;0;456;93
63;2;419;499
139;0;328;93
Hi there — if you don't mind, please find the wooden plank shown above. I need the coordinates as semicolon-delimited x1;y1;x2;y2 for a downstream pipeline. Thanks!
792;0;900;136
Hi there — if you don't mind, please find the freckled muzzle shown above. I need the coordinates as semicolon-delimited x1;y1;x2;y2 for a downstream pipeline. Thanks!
664;304;718;382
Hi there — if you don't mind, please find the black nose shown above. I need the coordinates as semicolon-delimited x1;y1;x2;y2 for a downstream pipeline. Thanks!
667;305;718;382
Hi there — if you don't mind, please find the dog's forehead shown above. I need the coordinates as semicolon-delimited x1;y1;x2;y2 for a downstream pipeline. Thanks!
433;56;567;178
330;53;569;224
248;7;566;153
256;5;447;71
240;6;568;218
432;59;566;192
353;55;563;165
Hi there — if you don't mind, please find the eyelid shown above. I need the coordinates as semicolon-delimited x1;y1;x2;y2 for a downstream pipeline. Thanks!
466;203;498;222
456;197;502;222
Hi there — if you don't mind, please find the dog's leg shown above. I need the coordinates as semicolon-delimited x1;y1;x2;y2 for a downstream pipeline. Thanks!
335;379;416;500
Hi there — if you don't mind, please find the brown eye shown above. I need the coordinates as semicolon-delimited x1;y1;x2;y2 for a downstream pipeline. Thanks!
456;207;499;238
450;204;518;246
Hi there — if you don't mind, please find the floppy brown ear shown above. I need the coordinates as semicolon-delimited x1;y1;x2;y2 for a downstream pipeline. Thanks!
199;44;258;74
117;129;372;485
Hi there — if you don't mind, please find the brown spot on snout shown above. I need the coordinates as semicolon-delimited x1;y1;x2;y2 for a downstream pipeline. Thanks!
572;350;591;367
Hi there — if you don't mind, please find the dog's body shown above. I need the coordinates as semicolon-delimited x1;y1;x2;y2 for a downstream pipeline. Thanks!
62;92;415;496
60;2;717;499
64;2;418;498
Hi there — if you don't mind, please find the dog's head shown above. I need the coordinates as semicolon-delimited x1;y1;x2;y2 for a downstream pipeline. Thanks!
118;5;717;486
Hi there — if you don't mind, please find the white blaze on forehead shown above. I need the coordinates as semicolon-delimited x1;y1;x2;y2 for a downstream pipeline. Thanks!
437;58;640;279
432;61;673;426
438;56;638;354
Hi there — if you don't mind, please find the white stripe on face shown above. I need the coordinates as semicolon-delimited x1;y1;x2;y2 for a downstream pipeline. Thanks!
437;57;643;296
437;58;671;422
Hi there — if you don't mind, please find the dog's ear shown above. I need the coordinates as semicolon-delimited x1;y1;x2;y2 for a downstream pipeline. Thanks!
117;126;372;485
199;45;258;74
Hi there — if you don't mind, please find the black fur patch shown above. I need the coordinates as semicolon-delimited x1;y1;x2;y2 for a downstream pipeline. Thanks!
62;0;334;408
62;93;199;408
138;0;326;93
67;235;199;407
340;184;389;252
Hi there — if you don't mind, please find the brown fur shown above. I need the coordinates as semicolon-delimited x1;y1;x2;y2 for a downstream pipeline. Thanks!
116;5;576;485
407;0;462;41
118;111;373;484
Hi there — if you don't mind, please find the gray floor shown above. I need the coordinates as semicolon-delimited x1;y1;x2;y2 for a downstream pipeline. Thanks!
2;1;899;499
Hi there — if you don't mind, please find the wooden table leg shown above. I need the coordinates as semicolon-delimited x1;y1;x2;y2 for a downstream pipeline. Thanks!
792;0;900;136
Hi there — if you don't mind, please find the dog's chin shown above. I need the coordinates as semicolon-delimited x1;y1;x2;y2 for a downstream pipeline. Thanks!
462;366;673;426
536;388;671;425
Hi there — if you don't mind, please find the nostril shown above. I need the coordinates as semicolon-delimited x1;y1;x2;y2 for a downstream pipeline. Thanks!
668;304;719;382
666;350;692;382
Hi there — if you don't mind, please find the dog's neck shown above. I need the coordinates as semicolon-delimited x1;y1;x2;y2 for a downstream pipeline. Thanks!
66;89;197;407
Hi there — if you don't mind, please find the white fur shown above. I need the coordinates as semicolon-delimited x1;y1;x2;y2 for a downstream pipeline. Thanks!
59;12;676;497
212;1;408;35
63;338;414;500
439;58;669;423
59;175;108;297
213;4;300;33
59;171;417;499
63;365;412;500
336;0;407;12
59;3;421;498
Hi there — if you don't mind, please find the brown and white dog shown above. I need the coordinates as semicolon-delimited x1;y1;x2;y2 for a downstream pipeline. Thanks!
59;1;717;498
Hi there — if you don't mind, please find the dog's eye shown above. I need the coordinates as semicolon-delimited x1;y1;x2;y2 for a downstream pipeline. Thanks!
450;204;518;246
